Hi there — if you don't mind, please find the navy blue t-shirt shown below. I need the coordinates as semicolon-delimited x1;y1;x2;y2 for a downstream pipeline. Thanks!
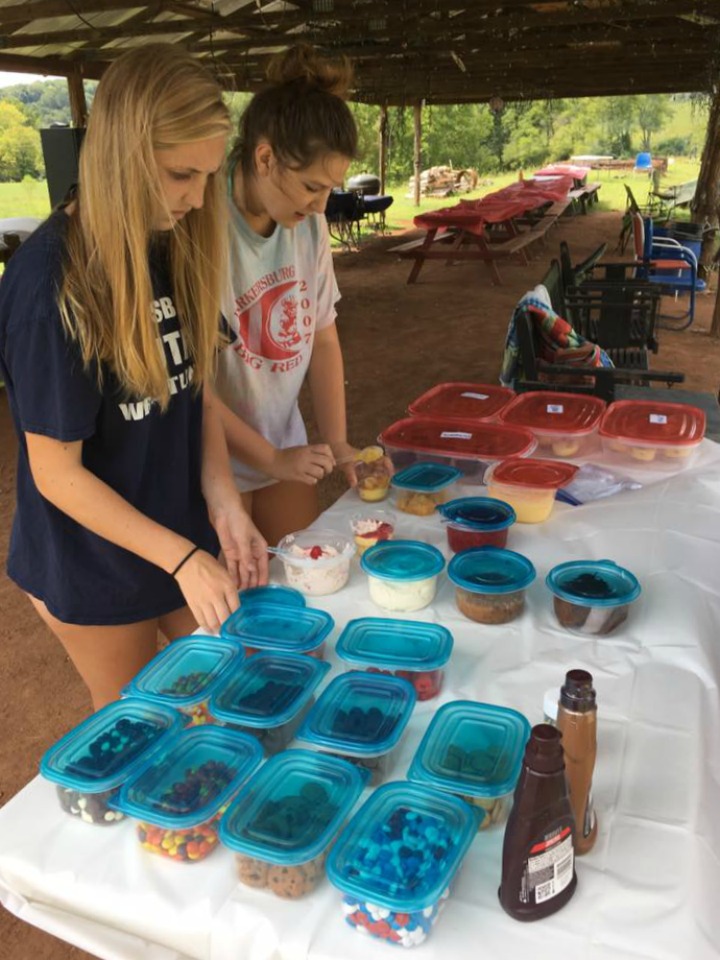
0;211;219;625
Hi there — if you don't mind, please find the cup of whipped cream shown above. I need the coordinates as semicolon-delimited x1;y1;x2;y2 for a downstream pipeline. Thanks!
274;529;356;597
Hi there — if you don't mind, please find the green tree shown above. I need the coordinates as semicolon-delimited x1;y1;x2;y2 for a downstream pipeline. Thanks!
0;100;42;181
636;94;673;151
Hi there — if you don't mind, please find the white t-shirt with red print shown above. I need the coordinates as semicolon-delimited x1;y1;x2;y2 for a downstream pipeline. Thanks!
216;200;340;491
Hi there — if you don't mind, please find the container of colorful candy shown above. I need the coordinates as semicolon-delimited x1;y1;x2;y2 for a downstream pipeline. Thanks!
238;584;306;608
123;634;243;725
210;652;330;755
296;672;416;785
335;617;453;701
221;602;334;659
360;540;445;613
327;781;478;947
447;546;536;624
546;559;641;635
109;725;262;863
390;462;461;517
220;749;367;898
273;529;355;596
407;700;530;830
437;496;516;552
40;697;184;826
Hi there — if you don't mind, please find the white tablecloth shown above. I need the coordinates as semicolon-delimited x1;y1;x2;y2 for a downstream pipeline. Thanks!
3;444;720;960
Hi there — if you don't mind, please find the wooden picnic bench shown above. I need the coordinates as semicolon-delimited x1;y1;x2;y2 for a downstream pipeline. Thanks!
568;182;601;215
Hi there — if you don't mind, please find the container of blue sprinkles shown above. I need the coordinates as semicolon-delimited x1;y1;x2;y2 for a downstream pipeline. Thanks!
327;780;478;947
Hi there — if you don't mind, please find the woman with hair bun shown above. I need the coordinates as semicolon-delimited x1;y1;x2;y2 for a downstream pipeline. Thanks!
215;44;363;544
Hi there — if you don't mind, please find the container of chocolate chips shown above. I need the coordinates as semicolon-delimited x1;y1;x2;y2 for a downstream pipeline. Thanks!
40;697;184;825
546;559;641;636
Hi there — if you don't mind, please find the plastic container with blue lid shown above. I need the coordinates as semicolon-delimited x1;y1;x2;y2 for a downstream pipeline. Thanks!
547;559;641;635
327;781;478;947
40;697;185;826
122;635;243;725
407;700;531;831
220;748;368;898
360;539;445;612
239;584;306;608
221;602;334;659
391;462;462;516
448;546;536;625
209;652;331;755
335;617;453;701
296;672;416;785
109;725;263;863
437;496;517;553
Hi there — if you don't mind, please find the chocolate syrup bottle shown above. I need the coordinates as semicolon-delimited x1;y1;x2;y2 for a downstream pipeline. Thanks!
499;723;577;920
556;669;598;855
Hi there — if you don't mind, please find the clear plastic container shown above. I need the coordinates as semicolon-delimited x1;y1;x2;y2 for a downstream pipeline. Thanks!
407;700;531;830
335;617;453;701
360;539;446;612
109;725;262;862
391;462;461;516
209;652;330;755
221;602;334;660
327;781;477;947
408;382;516;423
349;508;397;556
546;559;641;635
122;635;244;725
40;698;184;826
296;672;416;786
354;445;392;502
599;399;706;467
437;496;516;552
448;546;536;624
500;391;606;458
485;458;578;523
238;584;306;608
219;749;367;899
273;529;355;596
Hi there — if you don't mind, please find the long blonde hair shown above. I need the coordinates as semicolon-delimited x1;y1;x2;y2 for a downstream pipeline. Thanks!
59;44;230;408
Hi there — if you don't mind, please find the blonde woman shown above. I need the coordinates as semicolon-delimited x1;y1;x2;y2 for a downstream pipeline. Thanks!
0;44;268;711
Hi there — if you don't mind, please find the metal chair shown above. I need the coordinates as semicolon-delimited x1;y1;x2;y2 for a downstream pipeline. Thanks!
324;190;365;249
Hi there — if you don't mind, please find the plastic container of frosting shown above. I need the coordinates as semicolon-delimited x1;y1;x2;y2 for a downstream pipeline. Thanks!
360;539;445;612
408;382;516;423
221;602;334;660
437;496;516;552
447;546;536;624
485;458;578;523
599;399;706;467
391;462;461;516
546;559;641;635
273;529;355;596
500;391;606;458
219;749;367;899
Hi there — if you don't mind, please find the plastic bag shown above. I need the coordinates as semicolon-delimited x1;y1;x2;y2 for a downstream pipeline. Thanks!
556;463;642;506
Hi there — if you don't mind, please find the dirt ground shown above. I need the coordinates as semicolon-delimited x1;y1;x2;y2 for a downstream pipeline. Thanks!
1;209;719;960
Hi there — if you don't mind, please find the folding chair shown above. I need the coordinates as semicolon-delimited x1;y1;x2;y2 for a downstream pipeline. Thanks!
324;190;365;249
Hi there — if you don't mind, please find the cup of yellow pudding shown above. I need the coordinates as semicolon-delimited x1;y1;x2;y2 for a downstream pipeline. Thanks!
485;458;578;524
354;446;392;502
350;509;397;557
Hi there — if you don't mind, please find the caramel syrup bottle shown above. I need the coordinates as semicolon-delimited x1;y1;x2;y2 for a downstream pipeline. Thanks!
499;723;577;920
556;669;598;855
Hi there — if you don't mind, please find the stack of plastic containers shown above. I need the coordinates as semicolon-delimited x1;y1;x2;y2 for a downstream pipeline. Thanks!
599;399;706;467
485;458;578;523
221;602;334;659
407;381;516;423
500;391;606;458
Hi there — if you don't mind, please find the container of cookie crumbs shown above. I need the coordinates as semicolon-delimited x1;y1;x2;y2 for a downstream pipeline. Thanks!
546;559;641;635
40;697;184;826
238;584;306;608
326;780;478;947
407;700;531;831
360;540;446;613
122;635;244;725
219;748;368;899
209;652;331;755
599;399;705;468
485;458;578;524
407;381;516;424
335;617;453;701
499;391;606;459
448;546;536;625
296;672;416;786
437;496;517;552
109;725;263;863
221;601;334;659
390;462;462;517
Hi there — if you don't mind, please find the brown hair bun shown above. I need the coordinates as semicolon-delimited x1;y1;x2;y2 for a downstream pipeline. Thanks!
267;44;353;99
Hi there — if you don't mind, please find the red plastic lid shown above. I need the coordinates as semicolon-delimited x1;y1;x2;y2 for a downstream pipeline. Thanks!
379;417;536;460
599;400;706;446
408;382;515;422
488;458;578;489
500;391;605;434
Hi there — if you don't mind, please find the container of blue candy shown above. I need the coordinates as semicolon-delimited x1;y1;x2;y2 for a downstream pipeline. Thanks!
109;725;263;862
123;634;243;725
220;748;367;899
40;697;184;826
209;652;331;755
221;602;334;660
327;781;478;947
407;700;531;830
238;584;306;608
335;617;453;701
296;672;416;785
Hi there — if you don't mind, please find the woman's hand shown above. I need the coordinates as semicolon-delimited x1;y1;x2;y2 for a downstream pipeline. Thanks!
208;496;269;591
270;443;335;485
173;549;242;632
329;440;361;487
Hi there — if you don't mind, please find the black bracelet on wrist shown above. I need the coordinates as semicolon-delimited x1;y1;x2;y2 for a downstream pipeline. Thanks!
171;545;200;578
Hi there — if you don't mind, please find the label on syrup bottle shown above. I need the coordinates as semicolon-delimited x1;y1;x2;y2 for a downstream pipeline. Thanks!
519;825;574;905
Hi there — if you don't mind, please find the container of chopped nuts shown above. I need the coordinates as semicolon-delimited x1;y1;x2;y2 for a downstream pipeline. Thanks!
447;546;536;624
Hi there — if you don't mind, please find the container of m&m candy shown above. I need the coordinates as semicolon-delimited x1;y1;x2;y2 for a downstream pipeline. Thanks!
221;602;334;660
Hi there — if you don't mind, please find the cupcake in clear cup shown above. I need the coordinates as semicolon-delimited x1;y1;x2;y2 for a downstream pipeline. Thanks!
273;529;355;596
354;445;392;502
349;508;397;557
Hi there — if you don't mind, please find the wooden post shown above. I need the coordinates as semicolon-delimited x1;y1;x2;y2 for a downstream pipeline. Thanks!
67;64;88;128
694;86;720;336
379;103;388;196
413;101;422;207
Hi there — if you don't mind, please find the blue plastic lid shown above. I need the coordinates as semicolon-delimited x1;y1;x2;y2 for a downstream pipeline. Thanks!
239;585;306;608
390;461;462;493
326;781;477;913
122;635;243;708
336;617;453;672
437;496;516;531
546;559;641;607
109;726;263;829
407;700;531;799
296;672;416;757
360;540;445;582
447;546;536;594
40;698;185;793
220;602;334;654
209;653;330;728
219;749;367;866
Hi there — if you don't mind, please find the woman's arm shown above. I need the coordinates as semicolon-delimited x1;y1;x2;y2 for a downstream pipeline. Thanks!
308;323;359;485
